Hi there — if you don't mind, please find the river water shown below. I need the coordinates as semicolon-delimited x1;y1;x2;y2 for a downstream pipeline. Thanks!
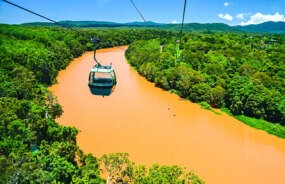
49;47;285;184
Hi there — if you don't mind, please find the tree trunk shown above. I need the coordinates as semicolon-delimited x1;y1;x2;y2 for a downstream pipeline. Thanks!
45;108;49;119
107;174;110;184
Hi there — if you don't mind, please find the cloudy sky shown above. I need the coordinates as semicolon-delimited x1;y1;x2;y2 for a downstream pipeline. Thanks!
0;0;284;25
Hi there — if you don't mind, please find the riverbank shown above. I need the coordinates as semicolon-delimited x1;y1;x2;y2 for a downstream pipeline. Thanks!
221;108;285;139
127;56;285;139
125;37;285;140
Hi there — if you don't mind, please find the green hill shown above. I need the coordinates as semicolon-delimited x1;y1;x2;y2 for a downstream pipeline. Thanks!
158;23;237;32
21;20;285;33
125;21;165;26
21;22;57;27
22;20;164;28
22;21;237;32
234;21;285;33
22;20;122;27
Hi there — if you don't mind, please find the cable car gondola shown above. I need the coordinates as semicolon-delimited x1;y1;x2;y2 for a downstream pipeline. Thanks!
88;65;117;96
88;38;117;96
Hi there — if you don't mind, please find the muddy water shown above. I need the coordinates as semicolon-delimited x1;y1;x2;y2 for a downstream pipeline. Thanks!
50;47;285;184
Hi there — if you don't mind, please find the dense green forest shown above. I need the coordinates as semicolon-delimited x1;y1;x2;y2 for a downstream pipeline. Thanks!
22;20;285;33
156;23;236;32
126;32;285;138
233;21;285;34
23;20;164;28
22;21;236;32
0;24;204;183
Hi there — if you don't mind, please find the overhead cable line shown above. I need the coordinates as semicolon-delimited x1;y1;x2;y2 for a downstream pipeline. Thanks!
175;0;188;62
2;0;93;39
129;0;149;26
180;0;188;40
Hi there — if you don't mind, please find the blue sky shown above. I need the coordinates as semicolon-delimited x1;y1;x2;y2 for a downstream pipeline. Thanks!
0;0;284;25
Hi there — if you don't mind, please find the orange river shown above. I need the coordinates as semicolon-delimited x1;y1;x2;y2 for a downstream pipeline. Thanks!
49;47;285;184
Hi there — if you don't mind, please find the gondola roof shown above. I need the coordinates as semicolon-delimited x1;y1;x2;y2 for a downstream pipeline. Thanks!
90;65;114;73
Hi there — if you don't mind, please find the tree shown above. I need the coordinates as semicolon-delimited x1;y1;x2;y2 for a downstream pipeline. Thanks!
211;86;225;108
44;91;63;119
99;153;205;184
230;96;243;115
189;83;211;103
73;153;104;183
176;66;204;97
238;63;255;76
244;94;264;118
100;153;134;184
251;72;272;88
133;164;204;184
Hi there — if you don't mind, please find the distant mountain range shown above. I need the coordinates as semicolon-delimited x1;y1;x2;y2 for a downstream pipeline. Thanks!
233;21;285;33
22;20;164;28
21;21;285;33
157;23;237;32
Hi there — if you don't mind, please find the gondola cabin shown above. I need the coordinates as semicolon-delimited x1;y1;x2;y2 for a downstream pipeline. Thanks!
88;65;117;96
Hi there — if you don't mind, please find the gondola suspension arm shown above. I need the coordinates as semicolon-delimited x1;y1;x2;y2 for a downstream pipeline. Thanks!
91;37;101;66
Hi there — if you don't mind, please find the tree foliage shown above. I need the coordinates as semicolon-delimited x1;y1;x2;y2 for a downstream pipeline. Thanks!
127;32;285;125
100;153;204;184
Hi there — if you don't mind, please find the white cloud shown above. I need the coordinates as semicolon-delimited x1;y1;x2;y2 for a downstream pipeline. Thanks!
236;13;250;20
224;2;233;6
241;12;285;25
236;13;244;20
171;20;178;24
218;13;233;21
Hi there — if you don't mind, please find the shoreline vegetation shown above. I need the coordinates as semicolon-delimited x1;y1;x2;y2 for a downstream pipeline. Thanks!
0;24;204;183
127;59;285;139
221;108;285;139
125;32;285;139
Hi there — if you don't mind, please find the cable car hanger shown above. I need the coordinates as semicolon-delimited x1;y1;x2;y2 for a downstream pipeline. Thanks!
91;37;101;66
